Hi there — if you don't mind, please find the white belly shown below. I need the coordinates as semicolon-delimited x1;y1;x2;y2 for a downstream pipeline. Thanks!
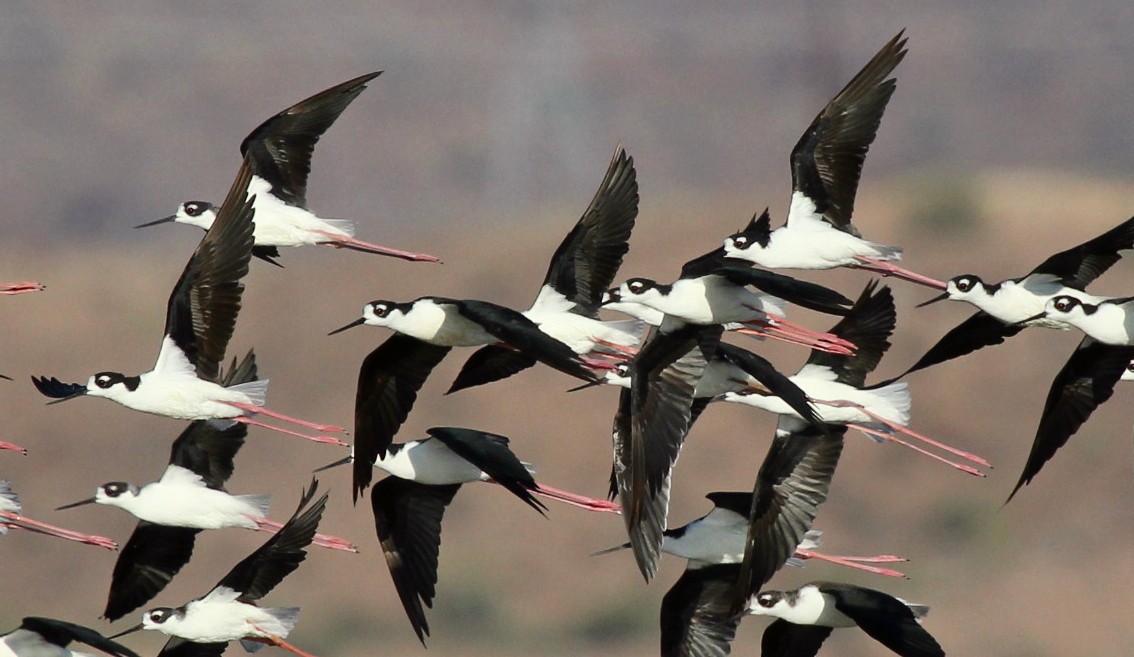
133;485;261;529
375;440;488;485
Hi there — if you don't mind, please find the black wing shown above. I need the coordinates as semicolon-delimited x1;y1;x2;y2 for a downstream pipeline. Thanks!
623;324;719;581
156;637;227;657
215;478;326;602
163;158;255;382
239;71;382;207
890;311;1022;382
30;376;85;399
446;345;536;394
539;146;639;314
787;31;906;233
352;335;450;501
760;620;832;657
371;477;461;645
737;424;845;608
426;427;545;515
103;524;202;621
712;267;852;315
716;344;824;431
660;564;743;657
805;281;895;387
826;584;945;657
1008;338;1134;501
1029;214;1134;289
453;299;596;382
18;618;141;657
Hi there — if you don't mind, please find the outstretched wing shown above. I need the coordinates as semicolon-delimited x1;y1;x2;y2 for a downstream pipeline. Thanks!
103;524;202;621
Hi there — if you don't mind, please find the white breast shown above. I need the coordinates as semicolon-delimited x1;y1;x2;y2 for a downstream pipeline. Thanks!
374;440;488;485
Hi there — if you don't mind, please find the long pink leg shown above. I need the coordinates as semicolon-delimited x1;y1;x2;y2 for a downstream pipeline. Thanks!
312;229;442;263
794;548;907;578
736;324;855;355
0;281;45;295
0;512;117;550
582;356;620;372
249;632;323;657
592;339;639;357
253;516;358;552
531;483;622;514
226;402;346;434
233;417;347;446
847;422;985;477
820;399;990;467
762;314;858;351
0;441;27;455
852;258;947;290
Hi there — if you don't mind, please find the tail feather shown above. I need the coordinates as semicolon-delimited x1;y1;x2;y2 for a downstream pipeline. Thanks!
238;494;272;517
319;218;356;238
228;379;270;407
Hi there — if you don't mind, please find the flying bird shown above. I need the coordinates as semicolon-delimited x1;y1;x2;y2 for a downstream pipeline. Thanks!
138;72;439;265
0;281;44;295
34;159;345;445
719;32;944;290
110;479;329;657
746;582;944;657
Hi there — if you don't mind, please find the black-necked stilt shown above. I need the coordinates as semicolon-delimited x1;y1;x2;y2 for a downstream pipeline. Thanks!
604;250;855;355
722;283;988;476
328;296;600;427
746;582;944;657
1025;294;1134;345
720;33;944;291
34;161;345;446
314;427;615;644
898;214;1134;378
1;617;140;657
1007;336;1134;501
137;72;439;265
110;479;329;657
55;353;355;622
1;480;117;550
612;323;720;582
449;146;643;393
0;281;45;295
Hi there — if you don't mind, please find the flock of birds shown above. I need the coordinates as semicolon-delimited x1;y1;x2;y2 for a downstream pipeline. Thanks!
5;29;1134;657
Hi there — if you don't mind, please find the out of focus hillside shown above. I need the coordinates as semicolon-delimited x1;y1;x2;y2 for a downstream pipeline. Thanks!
3;4;1134;657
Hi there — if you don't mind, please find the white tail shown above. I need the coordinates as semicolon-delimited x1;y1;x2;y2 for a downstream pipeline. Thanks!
228;379;270;407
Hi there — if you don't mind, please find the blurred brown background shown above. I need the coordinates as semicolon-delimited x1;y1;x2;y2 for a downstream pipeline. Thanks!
3;3;1134;656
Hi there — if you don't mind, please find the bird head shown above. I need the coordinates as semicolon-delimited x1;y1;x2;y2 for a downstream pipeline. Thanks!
83;372;141;401
135;201;217;231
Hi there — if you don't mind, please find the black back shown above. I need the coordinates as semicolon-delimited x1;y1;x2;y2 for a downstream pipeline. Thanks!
824;583;945;657
427;427;545;515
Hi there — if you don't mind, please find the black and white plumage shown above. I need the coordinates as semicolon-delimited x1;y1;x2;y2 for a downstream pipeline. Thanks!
1028;294;1134;346
450;146;642;392
723;283;987;475
746;582;943;657
33;160;345;445
138;72;439;265
316;427;613;645
719;32;943;290
0;480;116;550
111;479;329;657
897;213;1134;379
1;617;139;657
605;249;855;355
329;297;600;491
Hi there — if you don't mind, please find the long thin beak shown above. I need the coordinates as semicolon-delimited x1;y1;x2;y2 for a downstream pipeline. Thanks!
328;318;366;336
916;292;950;308
46;390;87;405
134;215;177;229
56;496;97;511
1011;312;1047;327
566;379;606;393
313;455;353;473
108;624;144;640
